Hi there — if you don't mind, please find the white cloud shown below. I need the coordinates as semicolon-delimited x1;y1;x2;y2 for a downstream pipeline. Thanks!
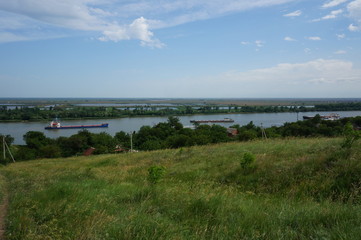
228;59;361;84
336;33;346;38
348;23;360;31
334;50;347;54
307;36;322;40
240;40;265;48
283;10;302;17
0;31;29;43
347;0;361;31
312;9;343;21
304;48;311;54
322;0;348;8
118;0;298;28
255;40;265;47
161;59;361;97
0;0;164;47
323;9;344;19
0;0;298;44
284;36;296;41
99;17;165;48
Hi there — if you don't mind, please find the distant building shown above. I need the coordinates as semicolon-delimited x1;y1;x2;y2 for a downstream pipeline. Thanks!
83;147;95;156
227;128;239;137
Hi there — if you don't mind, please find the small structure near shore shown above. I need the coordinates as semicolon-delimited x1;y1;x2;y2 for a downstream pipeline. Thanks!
83;147;95;156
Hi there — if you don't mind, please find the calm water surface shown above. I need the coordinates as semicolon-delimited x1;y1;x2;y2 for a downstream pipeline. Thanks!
1;111;360;145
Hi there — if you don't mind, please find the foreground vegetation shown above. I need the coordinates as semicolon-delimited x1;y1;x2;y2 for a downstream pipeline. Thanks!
1;137;361;239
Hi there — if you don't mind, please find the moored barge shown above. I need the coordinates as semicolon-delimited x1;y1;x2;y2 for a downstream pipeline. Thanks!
45;119;109;130
303;113;340;121
190;118;234;124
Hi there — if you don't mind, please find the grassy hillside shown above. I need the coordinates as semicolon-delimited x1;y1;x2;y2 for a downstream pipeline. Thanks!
1;138;361;239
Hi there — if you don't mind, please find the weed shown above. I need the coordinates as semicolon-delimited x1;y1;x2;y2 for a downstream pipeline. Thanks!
240;152;256;169
147;165;166;184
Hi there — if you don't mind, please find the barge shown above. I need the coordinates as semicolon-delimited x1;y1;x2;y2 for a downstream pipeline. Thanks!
190;118;234;124
303;113;340;121
45;119;109;130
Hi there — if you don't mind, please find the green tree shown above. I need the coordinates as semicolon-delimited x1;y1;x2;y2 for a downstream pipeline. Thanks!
92;132;116;154
23;131;50;149
114;131;131;149
167;116;183;130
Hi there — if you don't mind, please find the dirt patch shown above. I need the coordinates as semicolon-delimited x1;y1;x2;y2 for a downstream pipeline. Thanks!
0;191;8;240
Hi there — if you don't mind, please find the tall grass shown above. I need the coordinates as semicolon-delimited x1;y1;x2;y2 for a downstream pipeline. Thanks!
1;138;361;239
0;167;5;202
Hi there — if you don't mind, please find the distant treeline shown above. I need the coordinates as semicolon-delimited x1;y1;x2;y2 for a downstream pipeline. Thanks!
1;115;361;163
1;102;361;121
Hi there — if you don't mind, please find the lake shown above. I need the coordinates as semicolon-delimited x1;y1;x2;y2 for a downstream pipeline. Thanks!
1;111;361;145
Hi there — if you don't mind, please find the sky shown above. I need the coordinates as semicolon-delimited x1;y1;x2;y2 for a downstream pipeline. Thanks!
0;0;361;98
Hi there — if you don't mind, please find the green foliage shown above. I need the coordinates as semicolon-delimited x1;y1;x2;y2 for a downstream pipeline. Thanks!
13;146;37;161
114;131;131;148
91;132;115;154
240;152;256;170
147;165;166;184
39;145;62;158
341;122;360;149
23;131;51;150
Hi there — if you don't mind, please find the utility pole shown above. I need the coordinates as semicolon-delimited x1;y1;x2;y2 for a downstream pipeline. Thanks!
130;132;133;153
2;136;15;163
261;123;267;140
2;136;5;161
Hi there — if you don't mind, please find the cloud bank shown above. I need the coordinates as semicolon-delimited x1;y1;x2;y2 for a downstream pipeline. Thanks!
0;0;296;45
347;0;361;31
283;10;302;17
160;59;361;97
322;0;348;8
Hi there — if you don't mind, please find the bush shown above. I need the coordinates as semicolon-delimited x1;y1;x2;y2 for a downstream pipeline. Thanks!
341;122;360;149
240;152;255;170
148;166;166;184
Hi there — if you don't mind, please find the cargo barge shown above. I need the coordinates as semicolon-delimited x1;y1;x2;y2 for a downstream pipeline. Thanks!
45;119;108;130
190;118;234;124
303;113;340;121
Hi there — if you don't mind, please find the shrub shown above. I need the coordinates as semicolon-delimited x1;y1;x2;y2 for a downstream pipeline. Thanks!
147;166;166;184
240;152;255;170
341;122;360;149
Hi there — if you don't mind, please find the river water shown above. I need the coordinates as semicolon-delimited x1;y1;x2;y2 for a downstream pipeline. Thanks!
1;111;361;145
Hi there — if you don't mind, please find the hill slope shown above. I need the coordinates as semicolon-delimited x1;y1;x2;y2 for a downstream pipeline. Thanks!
1;138;361;239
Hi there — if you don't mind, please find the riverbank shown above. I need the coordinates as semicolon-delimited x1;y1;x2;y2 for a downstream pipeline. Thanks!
1;99;361;123
2;110;361;145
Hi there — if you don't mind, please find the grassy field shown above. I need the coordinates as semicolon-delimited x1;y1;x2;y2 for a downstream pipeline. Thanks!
1;138;361;239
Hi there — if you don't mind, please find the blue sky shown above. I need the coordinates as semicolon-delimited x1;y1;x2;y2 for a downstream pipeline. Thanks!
0;0;360;98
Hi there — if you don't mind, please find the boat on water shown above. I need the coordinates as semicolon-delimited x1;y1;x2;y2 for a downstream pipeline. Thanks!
190;118;235;124
303;113;340;121
45;119;109;130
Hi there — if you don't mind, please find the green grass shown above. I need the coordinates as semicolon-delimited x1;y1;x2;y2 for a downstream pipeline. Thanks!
0;167;5;202
1;138;361;239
